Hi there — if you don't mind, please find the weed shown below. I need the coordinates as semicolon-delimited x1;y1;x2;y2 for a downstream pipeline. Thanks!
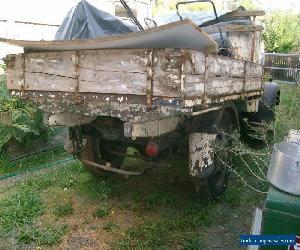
144;190;177;206
76;176;111;200
0;189;42;234
53;204;74;217
94;201;111;218
182;237;205;250
222;185;242;206
103;222;118;232
115;208;211;249
275;83;300;141
17;224;68;246
116;221;170;249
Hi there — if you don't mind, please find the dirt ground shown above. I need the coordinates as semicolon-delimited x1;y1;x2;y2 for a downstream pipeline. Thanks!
1;83;299;249
0;155;265;250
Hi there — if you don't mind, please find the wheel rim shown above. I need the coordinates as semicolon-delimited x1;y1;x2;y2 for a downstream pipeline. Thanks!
94;137;126;168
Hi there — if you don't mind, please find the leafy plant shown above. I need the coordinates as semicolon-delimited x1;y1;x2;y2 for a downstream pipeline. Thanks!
0;75;50;151
263;11;300;53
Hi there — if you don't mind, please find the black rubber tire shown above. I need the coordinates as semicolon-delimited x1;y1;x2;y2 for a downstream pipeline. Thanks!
193;110;235;199
240;81;280;146
77;136;125;177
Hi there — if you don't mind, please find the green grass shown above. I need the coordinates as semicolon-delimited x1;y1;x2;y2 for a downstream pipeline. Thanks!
17;224;68;246
0;83;299;249
0;189;42;235
53;204;74;217
0;146;70;176
182;237;205;250
94;201;111;218
0;161;83;246
103;221;119;232
274;83;300;141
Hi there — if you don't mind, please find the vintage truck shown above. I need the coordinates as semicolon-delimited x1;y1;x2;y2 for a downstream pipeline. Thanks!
1;1;280;198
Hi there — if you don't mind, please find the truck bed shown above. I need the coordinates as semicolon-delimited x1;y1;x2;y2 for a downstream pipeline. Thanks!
5;48;262;118
3;20;263;124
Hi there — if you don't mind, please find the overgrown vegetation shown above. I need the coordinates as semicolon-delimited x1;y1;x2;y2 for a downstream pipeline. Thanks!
274;83;300;140
0;74;51;152
263;10;300;53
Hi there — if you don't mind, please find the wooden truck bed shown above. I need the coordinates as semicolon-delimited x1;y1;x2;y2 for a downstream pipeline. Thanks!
3;20;263;124
5;48;262;119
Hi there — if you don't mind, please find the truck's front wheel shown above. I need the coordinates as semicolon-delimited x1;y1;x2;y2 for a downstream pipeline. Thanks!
190;109;236;199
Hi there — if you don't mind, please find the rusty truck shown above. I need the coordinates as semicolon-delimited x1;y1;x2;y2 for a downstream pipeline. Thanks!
1;0;280;198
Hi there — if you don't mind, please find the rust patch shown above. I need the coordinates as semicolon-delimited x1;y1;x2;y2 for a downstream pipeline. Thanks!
146;49;155;108
3;55;16;70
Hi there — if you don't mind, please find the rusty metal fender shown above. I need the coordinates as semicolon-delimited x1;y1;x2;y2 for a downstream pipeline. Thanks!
188;103;238;177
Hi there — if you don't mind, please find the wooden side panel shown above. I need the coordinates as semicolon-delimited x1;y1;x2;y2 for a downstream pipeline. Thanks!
79;68;146;95
208;55;244;77
228;31;262;63
5;48;264;108
246;62;263;77
25;51;76;78
6;54;24;90
206;77;244;96
152;50;183;97
184;50;206;74
244;78;262;91
184;50;263;99
184;74;205;97
79;49;148;73
25;72;76;92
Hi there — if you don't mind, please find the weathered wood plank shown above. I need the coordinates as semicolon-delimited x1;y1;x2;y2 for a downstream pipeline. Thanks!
208;54;245;77
6;54;23;90
244;78;262;91
152;69;181;97
25;51;76;78
202;24;263;34
232;10;266;17
79;49;148;73
206;76;244;96
79;68;146;95
184;50;206;74
184;74;205;97
25;72;76;92
0;20;218;53
246;62;263;77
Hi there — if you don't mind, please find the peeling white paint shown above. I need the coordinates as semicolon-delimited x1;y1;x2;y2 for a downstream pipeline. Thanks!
189;133;217;177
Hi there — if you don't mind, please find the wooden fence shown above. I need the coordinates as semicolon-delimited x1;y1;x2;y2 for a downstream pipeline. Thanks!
262;53;300;83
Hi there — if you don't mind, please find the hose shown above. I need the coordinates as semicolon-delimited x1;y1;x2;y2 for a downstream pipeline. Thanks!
0;156;75;181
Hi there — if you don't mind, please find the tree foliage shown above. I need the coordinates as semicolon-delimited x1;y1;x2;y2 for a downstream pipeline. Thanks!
232;0;258;10
153;0;222;16
262;11;300;53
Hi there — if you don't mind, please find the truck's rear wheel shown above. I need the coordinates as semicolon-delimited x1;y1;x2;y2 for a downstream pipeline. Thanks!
77;136;125;176
192;110;235;199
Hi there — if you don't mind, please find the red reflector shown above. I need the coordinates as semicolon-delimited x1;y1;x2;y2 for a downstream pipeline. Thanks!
145;143;159;158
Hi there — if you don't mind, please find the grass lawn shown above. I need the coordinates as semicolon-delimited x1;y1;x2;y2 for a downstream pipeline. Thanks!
0;83;299;249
